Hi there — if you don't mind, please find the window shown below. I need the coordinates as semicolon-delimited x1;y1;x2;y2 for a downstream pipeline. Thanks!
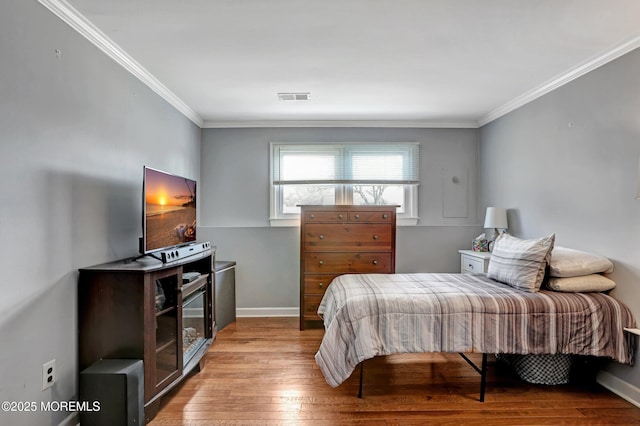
270;142;419;226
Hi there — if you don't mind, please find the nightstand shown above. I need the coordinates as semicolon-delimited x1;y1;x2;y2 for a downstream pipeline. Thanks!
458;250;491;274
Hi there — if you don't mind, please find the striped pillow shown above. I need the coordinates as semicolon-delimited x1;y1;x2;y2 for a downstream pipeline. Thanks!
488;233;555;292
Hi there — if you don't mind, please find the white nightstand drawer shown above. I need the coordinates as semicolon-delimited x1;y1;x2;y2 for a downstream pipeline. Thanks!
458;250;491;274
462;256;484;273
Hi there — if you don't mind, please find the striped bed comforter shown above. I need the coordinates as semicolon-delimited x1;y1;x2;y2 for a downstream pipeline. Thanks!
315;273;636;388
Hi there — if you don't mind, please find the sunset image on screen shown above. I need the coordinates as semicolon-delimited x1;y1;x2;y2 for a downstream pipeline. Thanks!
145;168;196;251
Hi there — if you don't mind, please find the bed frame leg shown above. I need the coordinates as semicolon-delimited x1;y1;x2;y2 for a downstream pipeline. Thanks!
458;352;488;402
480;353;487;402
357;354;487;401
358;362;364;398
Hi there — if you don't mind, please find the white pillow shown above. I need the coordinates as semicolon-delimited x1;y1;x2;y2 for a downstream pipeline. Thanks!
549;246;614;277
487;233;555;292
547;274;616;293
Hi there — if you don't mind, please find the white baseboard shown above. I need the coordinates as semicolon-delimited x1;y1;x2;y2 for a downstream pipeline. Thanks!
236;307;299;317
597;370;640;408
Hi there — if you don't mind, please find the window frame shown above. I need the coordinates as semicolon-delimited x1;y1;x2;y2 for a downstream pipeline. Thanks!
269;142;419;226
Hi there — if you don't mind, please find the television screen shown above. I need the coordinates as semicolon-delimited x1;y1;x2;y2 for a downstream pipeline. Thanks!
143;166;197;254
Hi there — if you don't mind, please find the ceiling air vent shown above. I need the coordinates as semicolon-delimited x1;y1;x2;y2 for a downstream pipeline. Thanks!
278;92;311;101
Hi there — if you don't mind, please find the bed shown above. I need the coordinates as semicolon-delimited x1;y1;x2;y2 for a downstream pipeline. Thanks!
314;271;636;398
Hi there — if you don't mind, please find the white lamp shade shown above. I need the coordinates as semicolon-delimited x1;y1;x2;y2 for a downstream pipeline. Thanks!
484;207;508;229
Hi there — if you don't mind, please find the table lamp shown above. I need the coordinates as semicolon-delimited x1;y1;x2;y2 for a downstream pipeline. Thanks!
484;207;508;243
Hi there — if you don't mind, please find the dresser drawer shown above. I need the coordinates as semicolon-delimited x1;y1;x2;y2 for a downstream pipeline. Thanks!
304;224;392;251
304;274;341;295
349;210;394;223
303;295;324;320
305;252;392;273
304;210;348;223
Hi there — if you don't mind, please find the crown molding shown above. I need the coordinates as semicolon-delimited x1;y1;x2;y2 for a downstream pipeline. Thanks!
36;0;640;131
478;33;640;127
202;120;479;129
37;0;204;127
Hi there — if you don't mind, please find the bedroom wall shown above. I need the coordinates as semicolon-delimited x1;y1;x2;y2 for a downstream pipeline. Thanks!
199;127;483;314
479;47;640;402
0;1;201;425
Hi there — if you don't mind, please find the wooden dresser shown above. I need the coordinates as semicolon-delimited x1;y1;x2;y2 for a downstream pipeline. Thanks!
299;205;397;329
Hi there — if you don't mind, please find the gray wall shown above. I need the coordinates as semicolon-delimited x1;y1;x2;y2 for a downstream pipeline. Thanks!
0;1;201;425
199;127;483;312
479;48;640;395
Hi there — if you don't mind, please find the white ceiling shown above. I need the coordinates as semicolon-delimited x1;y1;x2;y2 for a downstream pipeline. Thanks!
46;0;640;128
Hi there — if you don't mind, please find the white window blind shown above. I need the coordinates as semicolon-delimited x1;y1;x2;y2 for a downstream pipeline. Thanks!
272;143;419;185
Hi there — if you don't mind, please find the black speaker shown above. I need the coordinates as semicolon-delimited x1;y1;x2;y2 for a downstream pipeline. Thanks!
79;359;144;426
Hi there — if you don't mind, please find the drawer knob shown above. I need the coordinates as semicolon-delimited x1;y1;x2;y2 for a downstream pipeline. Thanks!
372;260;378;265
310;214;315;219
338;214;343;219
373;234;379;240
383;214;388;219
319;235;324;240
355;214;360;219
319;282;324;288
319;260;324;265
468;264;474;269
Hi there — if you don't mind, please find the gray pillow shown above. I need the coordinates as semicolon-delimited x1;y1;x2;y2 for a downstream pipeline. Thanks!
488;233;555;292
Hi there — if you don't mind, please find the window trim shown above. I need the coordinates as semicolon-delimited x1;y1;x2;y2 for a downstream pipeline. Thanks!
269;142;419;226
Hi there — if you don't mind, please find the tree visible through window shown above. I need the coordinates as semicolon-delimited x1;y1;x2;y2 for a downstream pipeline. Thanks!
354;184;399;205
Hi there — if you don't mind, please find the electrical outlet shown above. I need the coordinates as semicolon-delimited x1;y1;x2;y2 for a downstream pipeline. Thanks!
42;359;56;390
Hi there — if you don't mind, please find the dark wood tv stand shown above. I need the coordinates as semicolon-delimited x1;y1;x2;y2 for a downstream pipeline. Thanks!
78;249;215;423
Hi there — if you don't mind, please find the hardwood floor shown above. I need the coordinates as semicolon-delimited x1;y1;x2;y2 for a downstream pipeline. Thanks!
150;317;640;425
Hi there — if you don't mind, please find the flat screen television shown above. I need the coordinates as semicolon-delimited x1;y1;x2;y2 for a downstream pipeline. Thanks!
141;166;197;254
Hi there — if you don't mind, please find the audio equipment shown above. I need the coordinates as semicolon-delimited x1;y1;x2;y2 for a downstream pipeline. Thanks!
159;241;212;263
80;359;144;426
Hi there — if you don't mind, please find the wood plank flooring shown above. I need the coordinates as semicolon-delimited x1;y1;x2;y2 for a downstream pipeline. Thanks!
149;317;640;425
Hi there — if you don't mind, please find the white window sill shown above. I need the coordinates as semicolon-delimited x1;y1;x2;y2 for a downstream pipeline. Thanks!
397;217;419;226
269;218;301;227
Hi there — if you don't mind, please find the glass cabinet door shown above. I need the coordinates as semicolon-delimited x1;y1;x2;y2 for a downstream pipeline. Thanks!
182;287;207;366
153;272;181;390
